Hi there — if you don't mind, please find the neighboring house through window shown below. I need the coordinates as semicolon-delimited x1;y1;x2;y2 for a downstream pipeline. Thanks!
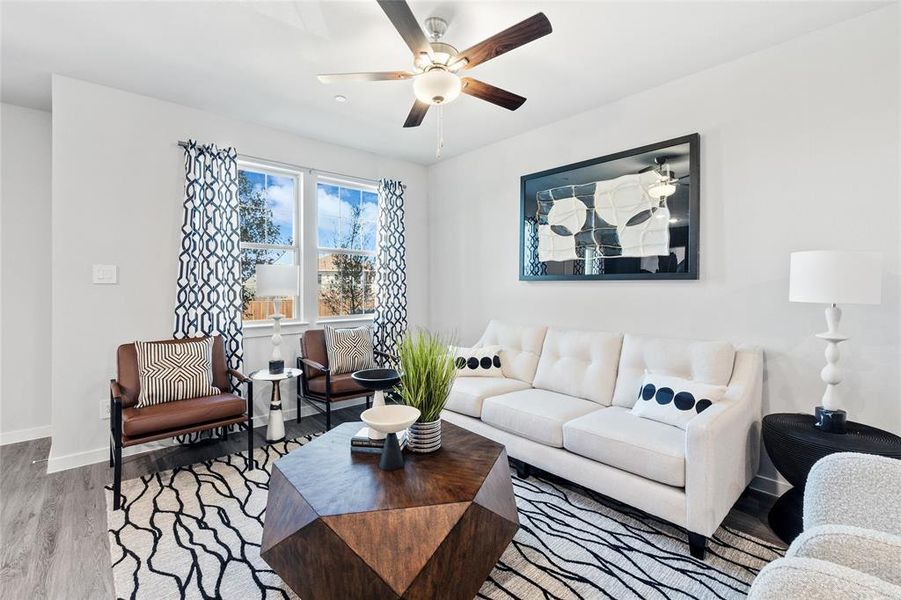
238;161;300;322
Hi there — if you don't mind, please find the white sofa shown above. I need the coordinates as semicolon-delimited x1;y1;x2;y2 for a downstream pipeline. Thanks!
441;320;763;559
749;453;901;599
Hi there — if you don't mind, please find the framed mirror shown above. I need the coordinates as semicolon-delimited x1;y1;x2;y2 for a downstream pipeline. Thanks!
520;133;700;281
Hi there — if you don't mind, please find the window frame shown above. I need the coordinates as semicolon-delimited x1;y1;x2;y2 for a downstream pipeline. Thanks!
237;159;303;326
314;175;379;322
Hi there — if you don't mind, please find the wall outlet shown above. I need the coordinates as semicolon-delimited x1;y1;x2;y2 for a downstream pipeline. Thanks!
100;398;110;420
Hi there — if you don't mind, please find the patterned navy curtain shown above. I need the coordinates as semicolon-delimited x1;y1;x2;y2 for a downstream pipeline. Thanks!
372;179;408;357
174;140;243;389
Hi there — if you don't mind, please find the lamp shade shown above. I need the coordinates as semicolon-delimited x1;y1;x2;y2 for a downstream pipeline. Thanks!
255;264;298;298
789;251;882;305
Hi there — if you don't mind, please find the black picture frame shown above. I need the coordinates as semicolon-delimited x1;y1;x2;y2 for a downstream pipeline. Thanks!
519;133;700;281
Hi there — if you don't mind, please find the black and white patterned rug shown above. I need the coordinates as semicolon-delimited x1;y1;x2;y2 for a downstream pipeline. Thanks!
107;435;783;599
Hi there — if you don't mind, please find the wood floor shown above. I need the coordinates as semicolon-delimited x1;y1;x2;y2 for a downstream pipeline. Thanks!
0;405;781;599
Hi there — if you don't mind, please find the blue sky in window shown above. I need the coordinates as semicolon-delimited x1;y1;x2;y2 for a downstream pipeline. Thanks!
239;169;295;244
317;183;378;250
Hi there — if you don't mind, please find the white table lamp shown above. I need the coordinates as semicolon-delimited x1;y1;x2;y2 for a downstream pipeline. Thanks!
255;264;298;373
789;250;882;432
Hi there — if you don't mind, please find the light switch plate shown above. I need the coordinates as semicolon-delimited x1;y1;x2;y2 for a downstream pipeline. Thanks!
92;264;118;284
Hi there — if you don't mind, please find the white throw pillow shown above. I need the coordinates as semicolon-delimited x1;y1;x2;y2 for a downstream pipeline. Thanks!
451;345;503;377
630;372;726;429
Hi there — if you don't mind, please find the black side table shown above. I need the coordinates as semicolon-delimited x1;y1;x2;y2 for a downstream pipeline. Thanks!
762;413;901;544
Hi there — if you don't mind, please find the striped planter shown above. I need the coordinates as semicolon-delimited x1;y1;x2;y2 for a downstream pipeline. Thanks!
407;419;441;453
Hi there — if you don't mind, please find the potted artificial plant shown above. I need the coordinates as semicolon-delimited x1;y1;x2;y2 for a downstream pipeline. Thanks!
396;330;457;453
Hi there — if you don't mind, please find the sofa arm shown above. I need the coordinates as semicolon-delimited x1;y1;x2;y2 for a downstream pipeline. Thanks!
804;453;901;535
788;524;901;587
684;346;762;537
748;557;901;600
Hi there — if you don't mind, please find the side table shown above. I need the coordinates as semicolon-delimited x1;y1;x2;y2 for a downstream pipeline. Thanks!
762;412;901;544
249;368;303;443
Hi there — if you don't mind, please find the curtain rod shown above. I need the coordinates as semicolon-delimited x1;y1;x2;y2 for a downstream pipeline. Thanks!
176;140;378;186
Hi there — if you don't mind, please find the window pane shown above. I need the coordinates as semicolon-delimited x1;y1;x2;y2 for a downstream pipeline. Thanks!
241;248;296;321
239;169;295;245
317;181;378;251
318;251;375;318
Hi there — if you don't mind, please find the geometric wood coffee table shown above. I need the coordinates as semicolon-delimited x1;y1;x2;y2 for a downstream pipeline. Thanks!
261;420;519;599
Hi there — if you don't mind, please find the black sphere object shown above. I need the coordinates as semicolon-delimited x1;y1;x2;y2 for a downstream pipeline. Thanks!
379;433;405;471
814;406;847;433
762;413;901;544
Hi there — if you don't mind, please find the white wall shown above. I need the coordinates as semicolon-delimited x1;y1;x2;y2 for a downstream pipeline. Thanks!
1;103;52;444
427;7;901;488
49;76;429;471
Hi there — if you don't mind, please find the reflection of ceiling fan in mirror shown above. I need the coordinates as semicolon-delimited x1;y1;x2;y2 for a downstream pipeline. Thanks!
317;0;552;128
641;157;689;200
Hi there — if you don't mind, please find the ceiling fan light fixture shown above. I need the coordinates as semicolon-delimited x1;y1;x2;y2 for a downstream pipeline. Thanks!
413;69;461;105
648;180;677;200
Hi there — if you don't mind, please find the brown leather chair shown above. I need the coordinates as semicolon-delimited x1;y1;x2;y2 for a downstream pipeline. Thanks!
109;336;252;510
296;329;383;430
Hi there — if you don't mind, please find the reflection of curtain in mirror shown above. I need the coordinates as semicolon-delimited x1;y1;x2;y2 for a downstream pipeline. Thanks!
523;217;545;276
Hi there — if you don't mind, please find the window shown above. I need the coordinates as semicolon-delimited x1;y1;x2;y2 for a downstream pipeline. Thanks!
316;178;378;319
238;163;300;322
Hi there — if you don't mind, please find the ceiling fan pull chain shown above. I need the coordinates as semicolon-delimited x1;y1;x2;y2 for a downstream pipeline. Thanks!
436;104;445;159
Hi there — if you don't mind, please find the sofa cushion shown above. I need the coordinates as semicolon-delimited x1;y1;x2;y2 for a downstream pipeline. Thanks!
563;406;686;487
444;377;531;418
612;334;735;409
481;388;601;448
532;328;623;405
122;393;246;437
475;320;547;384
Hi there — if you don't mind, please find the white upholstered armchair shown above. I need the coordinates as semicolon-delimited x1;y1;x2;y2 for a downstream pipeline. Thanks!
749;452;901;599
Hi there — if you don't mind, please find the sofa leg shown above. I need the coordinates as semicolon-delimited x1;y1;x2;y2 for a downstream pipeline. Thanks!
326;402;332;431
296;395;303;425
113;444;123;510
109;442;114;468
688;532;707;560
515;460;531;479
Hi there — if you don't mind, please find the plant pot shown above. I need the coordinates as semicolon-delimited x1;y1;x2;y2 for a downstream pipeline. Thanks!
407;419;442;453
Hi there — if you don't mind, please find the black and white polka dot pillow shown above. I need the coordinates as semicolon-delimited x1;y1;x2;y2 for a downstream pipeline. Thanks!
631;372;726;429
451;345;503;378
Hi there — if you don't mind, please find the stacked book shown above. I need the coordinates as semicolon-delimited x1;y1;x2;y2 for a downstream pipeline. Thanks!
351;427;408;454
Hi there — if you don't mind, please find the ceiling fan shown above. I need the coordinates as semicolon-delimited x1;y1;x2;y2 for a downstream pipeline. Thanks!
317;0;552;128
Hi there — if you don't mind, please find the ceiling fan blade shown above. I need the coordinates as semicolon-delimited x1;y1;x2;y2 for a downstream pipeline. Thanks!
377;0;433;58
461;78;526;111
453;13;552;70
317;71;414;83
403;100;430;127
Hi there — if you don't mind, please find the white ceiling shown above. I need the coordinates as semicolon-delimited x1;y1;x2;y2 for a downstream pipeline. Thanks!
1;1;884;164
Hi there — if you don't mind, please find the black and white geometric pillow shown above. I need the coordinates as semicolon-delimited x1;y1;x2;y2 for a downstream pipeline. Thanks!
630;372;726;430
451;345;503;378
324;325;376;376
135;338;221;407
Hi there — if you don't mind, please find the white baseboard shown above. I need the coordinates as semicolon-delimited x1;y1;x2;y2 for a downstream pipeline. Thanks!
749;474;792;497
45;398;366;473
0;425;52;446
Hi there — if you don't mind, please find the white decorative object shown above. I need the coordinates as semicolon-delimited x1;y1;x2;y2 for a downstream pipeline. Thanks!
789;251;882;421
537;224;578;262
255;264;298;363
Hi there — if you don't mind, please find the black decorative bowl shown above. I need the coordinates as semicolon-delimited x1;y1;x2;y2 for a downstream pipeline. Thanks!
351;368;401;392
